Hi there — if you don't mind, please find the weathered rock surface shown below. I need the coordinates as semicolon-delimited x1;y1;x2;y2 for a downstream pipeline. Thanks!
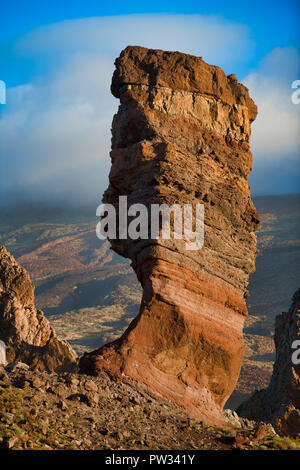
0;246;77;372
79;46;259;425
238;289;300;437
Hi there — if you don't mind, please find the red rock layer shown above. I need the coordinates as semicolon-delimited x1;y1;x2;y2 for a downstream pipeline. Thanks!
0;246;77;372
79;46;259;425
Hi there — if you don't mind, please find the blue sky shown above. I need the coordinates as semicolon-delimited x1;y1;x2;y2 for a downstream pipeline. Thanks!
0;0;299;204
1;0;300;86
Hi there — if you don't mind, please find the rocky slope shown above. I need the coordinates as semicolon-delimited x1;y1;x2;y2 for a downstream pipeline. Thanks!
2;364;299;451
238;289;300;437
0;246;77;372
79;46;260;425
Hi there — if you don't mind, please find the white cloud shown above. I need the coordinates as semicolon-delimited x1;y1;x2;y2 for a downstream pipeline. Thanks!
0;15;299;204
0;14;253;204
16;14;252;70
244;47;300;161
0;54;115;204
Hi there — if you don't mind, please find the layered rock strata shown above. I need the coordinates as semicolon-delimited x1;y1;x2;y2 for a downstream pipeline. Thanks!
0;246;77;372
79;46;259;425
238;289;300;437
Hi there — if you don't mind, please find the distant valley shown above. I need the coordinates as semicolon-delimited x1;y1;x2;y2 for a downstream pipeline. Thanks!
0;194;299;408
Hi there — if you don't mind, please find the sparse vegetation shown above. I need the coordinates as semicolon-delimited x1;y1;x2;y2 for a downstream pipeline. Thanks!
1;367;299;451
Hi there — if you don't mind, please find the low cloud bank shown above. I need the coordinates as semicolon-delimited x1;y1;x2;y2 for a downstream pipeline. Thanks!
0;15;299;206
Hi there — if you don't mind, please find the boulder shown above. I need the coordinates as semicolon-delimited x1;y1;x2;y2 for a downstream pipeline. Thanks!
79;46;259;425
0;246;77;372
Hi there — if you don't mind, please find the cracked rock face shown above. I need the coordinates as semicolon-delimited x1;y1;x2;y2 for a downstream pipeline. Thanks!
79;46;259;425
238;289;300;437
0;246;77;372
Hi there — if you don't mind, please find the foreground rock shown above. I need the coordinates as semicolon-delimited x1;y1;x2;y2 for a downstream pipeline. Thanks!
1;366;299;450
79;46;259;425
0;246;77;372
238;289;300;437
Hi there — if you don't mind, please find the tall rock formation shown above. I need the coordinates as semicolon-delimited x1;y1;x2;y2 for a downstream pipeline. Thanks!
0;246;77;372
79;46;259;425
238;289;300;437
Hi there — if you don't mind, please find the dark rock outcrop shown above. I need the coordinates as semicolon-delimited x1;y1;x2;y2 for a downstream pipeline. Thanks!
79;46;259;425
0;246;77;372
238;289;300;437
